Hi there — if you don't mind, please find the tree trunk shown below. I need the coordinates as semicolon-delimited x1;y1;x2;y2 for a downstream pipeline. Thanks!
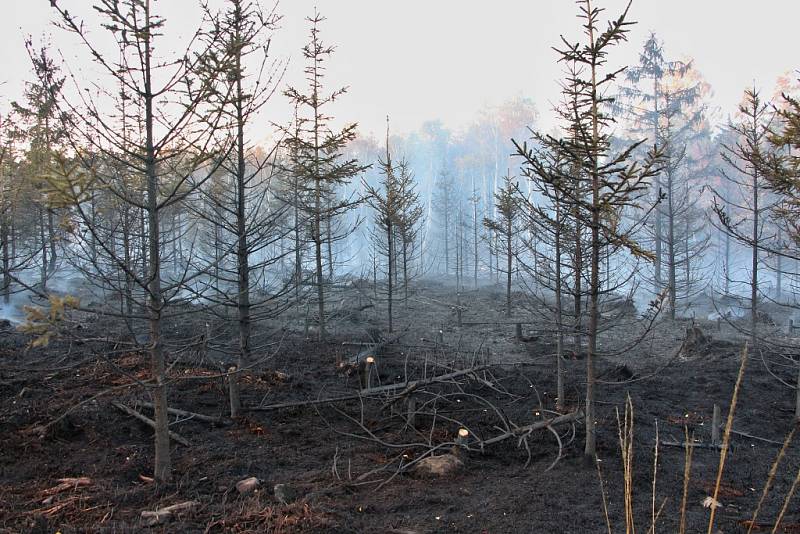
143;3;170;482
554;199;565;411
1;213;9;305
231;24;250;418
473;195;479;289
506;218;512;317
585;25;601;460
667;167;676;320
387;222;393;333
751;166;759;349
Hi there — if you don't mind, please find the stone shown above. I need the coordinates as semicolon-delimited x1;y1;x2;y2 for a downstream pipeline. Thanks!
236;476;260;495
412;453;463;478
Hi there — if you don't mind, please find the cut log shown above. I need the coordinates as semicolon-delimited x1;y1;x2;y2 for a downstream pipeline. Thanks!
140;501;198;526
112;401;190;447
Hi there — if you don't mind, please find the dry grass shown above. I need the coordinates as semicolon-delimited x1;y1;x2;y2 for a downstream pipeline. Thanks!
599;343;800;534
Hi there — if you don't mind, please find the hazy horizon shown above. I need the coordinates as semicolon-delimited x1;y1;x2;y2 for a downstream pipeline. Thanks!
1;1;798;141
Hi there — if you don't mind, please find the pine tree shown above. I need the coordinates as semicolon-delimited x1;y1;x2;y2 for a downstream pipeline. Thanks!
616;34;712;302
48;0;232;483
282;9;367;341
483;172;519;317
713;88;774;350
12;40;68;289
195;0;285;417
514;0;663;459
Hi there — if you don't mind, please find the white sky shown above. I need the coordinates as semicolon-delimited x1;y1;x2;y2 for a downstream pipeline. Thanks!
1;1;798;141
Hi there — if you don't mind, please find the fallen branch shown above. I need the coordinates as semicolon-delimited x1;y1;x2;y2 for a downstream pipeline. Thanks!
42;477;91;497
134;400;226;426
729;428;785;446
480;411;584;447
659;440;722;450
248;365;492;412
111;401;191;447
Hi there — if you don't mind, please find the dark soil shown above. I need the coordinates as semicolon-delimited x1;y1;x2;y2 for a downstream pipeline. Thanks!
1;284;799;533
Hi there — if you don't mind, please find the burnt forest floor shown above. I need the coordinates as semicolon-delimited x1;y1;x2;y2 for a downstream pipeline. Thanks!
1;279;799;533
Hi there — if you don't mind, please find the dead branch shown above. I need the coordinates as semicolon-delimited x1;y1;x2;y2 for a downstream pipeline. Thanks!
248;364;492;411
134;400;226;426
42;477;91;496
111;401;191;446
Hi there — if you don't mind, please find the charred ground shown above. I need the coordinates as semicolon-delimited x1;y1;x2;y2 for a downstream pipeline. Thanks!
1;281;799;533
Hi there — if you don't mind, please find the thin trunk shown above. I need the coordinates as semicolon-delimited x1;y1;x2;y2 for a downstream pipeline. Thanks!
47;209;56;274
667;168;676;320
294;182;301;304
40;207;47;289
777;227;783;299
143;1;170;482
1;219;9;305
402;240;409;305
387;221;393;333
506;217;512;317
555;198;565;411
574;215;583;355
585;12;600;460
724;222;730;295
653;76;662;289
751;164;759;349
473;195;479;289
231;16;250;417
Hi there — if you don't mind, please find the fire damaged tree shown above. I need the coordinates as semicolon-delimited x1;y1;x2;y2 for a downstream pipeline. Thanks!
655;89;712;319
194;0;287;417
515;146;570;411
432;169;457;276
47;0;231;483
712;88;775;350
364;120;402;333
616;33;700;294
395;159;424;305
282;9;366;341
12;40;68;289
0;112;33;306
761;76;800;421
514;0;663;459
483;172;519;317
